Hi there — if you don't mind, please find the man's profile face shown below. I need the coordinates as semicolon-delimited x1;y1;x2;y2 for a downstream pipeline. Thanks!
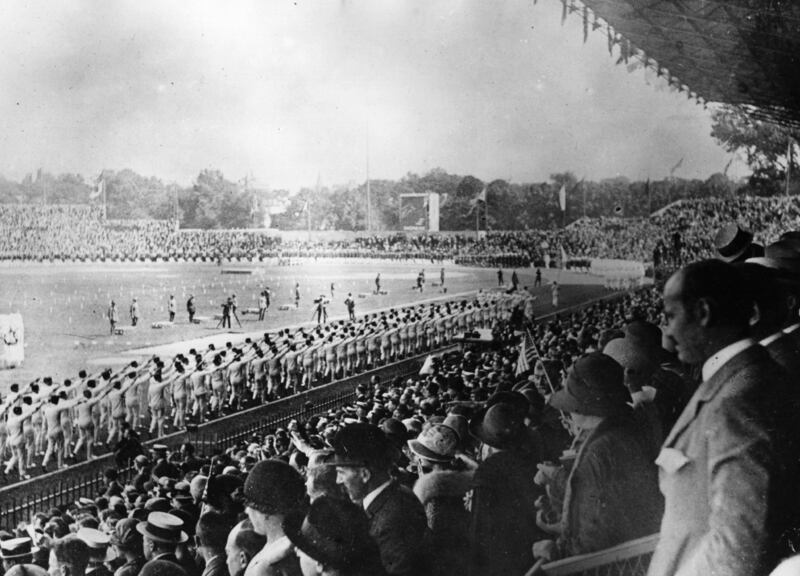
663;273;705;365
335;466;368;503
224;527;242;576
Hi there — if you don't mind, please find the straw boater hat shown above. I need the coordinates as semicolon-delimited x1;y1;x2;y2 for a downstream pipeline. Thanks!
0;537;37;560
714;223;763;263
136;512;188;544
77;527;117;563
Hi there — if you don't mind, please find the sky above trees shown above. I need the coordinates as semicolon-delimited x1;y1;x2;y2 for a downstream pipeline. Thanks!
0;0;744;191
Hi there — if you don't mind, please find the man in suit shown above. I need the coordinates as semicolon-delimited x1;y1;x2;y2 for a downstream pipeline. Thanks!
648;259;799;576
137;511;191;576
49;536;91;576
743;240;800;375
332;423;429;576
196;511;233;576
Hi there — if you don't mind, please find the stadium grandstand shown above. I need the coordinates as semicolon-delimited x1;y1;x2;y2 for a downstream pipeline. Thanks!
4;1;800;576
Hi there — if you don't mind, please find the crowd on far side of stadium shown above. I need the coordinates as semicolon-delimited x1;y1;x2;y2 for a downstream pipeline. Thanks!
4;196;800;268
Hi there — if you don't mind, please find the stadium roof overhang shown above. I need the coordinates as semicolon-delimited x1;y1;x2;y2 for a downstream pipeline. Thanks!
559;0;800;129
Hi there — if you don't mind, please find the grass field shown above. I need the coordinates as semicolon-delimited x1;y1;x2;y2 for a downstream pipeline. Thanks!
0;259;609;393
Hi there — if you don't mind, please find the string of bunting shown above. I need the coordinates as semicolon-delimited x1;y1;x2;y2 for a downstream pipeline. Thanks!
555;0;706;108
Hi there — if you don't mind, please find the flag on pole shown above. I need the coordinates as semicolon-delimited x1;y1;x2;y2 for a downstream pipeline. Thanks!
669;157;684;178
558;184;566;212
301;199;309;213
90;178;105;200
419;354;437;375
560;245;568;268
516;340;530;376
469;186;488;212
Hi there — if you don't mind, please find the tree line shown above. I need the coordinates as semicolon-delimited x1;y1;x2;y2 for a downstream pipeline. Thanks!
0;167;752;231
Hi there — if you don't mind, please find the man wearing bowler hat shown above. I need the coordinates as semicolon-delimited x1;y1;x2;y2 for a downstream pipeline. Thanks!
137;511;190;576
332;423;429;576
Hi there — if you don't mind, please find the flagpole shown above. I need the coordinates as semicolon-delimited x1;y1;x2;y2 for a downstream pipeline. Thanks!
582;182;586;218
102;174;107;220
787;137;793;197
484;191;488;234
365;120;371;232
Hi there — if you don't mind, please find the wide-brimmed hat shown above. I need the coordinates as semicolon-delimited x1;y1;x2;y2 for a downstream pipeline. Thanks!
77;527;118;562
442;413;468;441
285;496;382;573
469;402;528;450
136;512;188;544
407;423;459;463
549;353;631;417
330;424;392;470
714;223;762;263
746;240;800;279
0;537;37;560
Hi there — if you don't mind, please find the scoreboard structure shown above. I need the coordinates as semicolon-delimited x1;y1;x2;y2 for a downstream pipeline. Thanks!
399;192;439;232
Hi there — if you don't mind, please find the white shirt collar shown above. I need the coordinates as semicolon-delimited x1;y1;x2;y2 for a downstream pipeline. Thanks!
362;479;392;511
784;323;800;334
760;331;784;347
701;338;755;383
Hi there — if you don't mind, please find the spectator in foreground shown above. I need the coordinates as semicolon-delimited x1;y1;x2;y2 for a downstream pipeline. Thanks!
225;520;266;576
332;424;429;576
285;496;385;576
110;518;145;576
648;260;800;576
533;352;663;561
1;537;38;573
242;459;308;576
468;402;541;576
196;511;234;576
137;512;190;576
409;422;472;576
49;535;91;576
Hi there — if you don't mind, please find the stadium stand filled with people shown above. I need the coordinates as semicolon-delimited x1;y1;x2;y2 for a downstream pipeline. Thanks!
5;201;800;575
3;196;800;268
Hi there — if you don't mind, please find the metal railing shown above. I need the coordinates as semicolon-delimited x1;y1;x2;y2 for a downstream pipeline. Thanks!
0;351;432;529
530;534;659;576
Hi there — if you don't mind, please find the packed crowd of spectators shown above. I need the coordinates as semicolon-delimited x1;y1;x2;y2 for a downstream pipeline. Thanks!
0;280;676;576
6;211;800;575
4;196;800;267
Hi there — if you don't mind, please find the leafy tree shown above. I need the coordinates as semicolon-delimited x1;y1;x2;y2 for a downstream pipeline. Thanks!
710;105;798;195
180;170;254;229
